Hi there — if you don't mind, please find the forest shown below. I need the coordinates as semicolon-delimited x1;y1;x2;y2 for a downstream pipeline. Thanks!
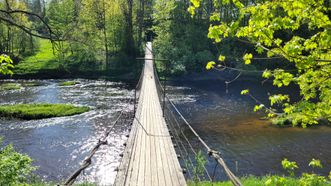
0;0;141;78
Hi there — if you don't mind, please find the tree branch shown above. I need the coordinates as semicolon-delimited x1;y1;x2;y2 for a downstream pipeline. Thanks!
0;8;63;41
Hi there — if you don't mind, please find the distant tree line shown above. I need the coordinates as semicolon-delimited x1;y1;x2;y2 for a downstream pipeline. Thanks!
0;0;151;71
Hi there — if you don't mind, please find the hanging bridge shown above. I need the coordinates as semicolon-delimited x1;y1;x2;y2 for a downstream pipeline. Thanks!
114;42;186;186
63;42;242;186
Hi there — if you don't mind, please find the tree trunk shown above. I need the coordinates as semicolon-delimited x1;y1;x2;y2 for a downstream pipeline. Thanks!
137;0;145;47
102;0;109;69
122;0;135;57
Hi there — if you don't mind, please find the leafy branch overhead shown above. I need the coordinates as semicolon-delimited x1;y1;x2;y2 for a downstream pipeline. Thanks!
191;0;331;127
0;0;60;41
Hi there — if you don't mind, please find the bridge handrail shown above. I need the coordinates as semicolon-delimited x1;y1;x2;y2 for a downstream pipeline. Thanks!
153;61;242;186
134;62;145;113
63;110;132;186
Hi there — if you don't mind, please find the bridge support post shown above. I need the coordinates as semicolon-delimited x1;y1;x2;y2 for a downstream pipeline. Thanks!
134;88;137;114
162;59;168;117
162;74;166;117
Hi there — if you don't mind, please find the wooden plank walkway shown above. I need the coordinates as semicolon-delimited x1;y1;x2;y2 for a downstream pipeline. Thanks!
115;42;186;186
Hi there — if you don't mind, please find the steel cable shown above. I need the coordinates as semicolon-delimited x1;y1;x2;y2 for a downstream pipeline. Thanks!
165;104;213;181
153;62;242;186
63;111;125;186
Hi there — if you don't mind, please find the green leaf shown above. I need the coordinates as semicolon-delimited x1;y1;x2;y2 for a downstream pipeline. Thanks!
254;104;264;112
241;89;249;95
206;61;216;70
210;12;221;21
256;46;264;54
218;55;226;62
269;94;290;106
243;53;253;65
309;159;323;169
187;6;196;16
233;0;244;8
262;70;272;78
190;0;201;8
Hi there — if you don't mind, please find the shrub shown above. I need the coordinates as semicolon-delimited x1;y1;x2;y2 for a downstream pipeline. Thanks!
0;138;36;185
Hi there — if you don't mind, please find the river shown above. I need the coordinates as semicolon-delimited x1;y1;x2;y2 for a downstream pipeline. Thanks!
0;79;134;185
0;78;330;185
167;78;331;179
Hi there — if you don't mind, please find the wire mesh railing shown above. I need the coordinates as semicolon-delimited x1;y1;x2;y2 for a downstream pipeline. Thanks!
153;61;242;186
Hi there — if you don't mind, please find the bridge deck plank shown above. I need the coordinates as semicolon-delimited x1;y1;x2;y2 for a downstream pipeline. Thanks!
115;42;186;186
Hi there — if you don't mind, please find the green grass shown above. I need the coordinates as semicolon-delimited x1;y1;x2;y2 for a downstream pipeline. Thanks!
188;176;331;186
14;39;60;75
0;83;22;91
59;81;80;86
0;103;90;120
30;182;96;186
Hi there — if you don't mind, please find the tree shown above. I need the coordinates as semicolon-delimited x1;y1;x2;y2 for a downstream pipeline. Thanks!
153;0;216;75
190;0;331;127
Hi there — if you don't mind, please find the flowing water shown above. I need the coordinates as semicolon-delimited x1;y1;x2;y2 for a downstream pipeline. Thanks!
1;77;331;184
0;79;134;185
167;78;331;179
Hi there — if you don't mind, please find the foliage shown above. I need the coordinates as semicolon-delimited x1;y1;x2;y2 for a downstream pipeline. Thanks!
188;176;299;186
0;0;142;76
309;159;323;169
191;0;331;127
45;0;138;68
299;173;327;186
281;158;299;177
30;182;96;186
0;1;36;56
0;54;14;75
206;61;216;70
266;158;329;186
240;89;249;95
0;138;36;185
190;158;331;186
153;0;216;75
192;151;207;184
0;103;90;120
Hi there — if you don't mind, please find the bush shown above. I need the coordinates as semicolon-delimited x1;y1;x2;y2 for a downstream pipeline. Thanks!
0;138;36;185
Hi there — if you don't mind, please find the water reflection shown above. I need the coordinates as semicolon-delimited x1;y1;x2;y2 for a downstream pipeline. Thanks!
0;79;134;185
168;79;331;179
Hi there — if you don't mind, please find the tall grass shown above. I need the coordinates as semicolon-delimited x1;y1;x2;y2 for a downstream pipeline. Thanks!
0;103;90;120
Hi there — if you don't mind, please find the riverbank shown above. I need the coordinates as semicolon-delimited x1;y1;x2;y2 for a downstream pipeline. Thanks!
189;175;331;186
9;39;140;80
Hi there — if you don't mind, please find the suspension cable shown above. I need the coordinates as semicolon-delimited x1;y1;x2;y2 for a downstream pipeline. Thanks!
165;104;213;181
152;61;242;185
63;111;126;186
165;96;242;186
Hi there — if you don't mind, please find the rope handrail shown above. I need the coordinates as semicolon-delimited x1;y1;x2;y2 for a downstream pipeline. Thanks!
165;95;242;186
63;111;126;186
165;103;213;181
152;60;242;186
135;63;145;90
